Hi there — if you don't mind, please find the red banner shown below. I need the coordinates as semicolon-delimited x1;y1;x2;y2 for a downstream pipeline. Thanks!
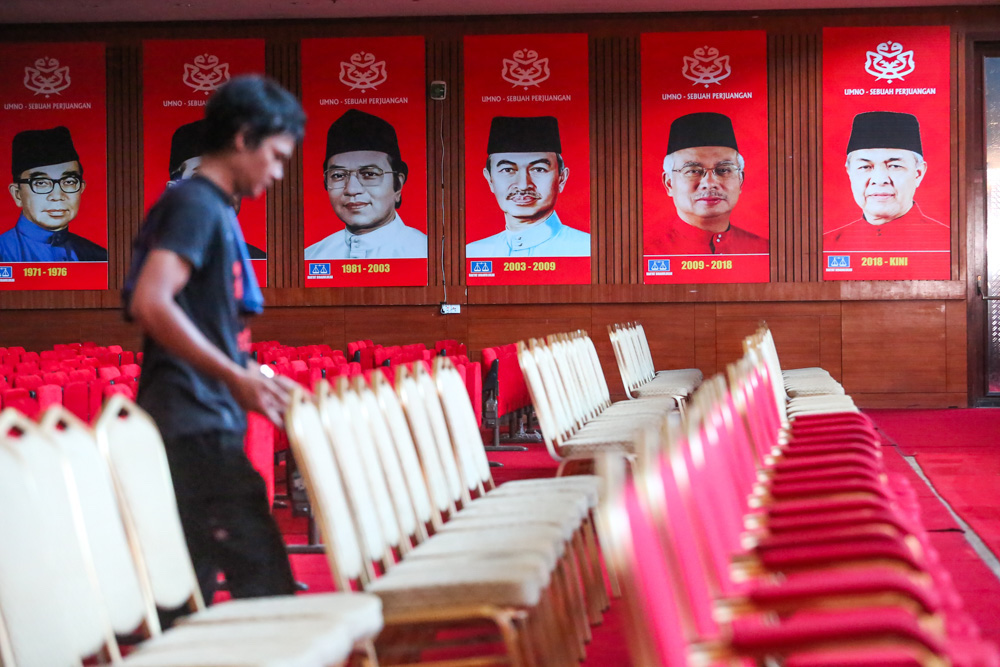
0;42;107;291
302;37;427;288
822;26;951;281
642;31;769;285
143;39;267;286
464;34;591;286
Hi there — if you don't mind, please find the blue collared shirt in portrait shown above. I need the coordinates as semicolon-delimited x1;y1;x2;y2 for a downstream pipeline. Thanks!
466;212;590;258
0;214;107;262
304;214;427;260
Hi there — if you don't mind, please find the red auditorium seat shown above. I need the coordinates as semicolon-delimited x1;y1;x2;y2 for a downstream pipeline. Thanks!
120;351;135;365
2;388;39;418
36;384;63;411
97;366;122;382
68;368;96;383
13;375;43;392
15;361;39;374
102;383;135;401
63;382;89;422
244;412;275;507
119;364;141;379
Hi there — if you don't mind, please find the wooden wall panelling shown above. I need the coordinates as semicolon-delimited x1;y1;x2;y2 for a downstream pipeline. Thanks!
946;300;968;394
0;309;142;351
693;303;719;378
841;301;949;394
464;303;592;361
714;302;833;374
266;41;301;289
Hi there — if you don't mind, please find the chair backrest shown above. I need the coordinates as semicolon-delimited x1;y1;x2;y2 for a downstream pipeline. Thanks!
411;363;470;504
600;443;690;667
40;406;153;637
395;366;459;516
318;380;397;566
285;388;371;589
434;360;495;493
516;341;566;460
372;371;440;531
0;408;117;666
94;395;203;613
357;377;423;547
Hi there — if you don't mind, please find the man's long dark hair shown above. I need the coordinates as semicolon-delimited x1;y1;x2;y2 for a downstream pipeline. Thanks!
203;75;306;153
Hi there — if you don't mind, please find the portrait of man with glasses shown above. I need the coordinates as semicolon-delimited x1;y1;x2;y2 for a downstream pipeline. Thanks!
1;126;107;262
467;115;590;258
647;112;767;256
304;108;427;260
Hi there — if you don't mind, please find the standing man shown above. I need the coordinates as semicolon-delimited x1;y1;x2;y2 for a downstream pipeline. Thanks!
1;126;107;262
305;108;426;260
647;112;767;256
825;111;948;251
467;115;589;258
125;75;304;606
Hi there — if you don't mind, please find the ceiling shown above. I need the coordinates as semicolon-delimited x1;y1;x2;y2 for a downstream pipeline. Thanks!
0;0;990;25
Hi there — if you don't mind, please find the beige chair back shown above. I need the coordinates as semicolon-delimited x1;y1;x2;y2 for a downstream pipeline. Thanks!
0;408;114;666
285;388;372;588
94;395;203;613
40;407;153;638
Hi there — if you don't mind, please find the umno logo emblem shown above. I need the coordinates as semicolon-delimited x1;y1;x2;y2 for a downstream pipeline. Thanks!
501;49;550;89
865;41;915;83
23;57;71;97
183;54;230;95
681;46;731;88
339;52;388;92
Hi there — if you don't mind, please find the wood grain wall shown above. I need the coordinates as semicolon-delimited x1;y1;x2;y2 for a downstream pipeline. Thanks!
0;6;995;407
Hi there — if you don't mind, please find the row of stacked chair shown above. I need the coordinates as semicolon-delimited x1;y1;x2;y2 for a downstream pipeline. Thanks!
600;325;1000;666
0;398;383;667
608;321;704;409
516;330;702;476
284;356;609;666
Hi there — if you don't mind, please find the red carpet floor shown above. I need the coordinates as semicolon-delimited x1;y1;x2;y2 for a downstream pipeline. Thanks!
867;408;1000;645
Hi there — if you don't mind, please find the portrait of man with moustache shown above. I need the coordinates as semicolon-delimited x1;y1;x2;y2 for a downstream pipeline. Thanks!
467;115;590;258
646;112;767;256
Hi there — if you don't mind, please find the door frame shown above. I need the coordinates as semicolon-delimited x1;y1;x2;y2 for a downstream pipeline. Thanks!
967;38;1000;406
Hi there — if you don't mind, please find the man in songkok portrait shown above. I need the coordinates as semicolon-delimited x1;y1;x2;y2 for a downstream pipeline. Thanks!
1;126;107;262
824;111;948;252
305;108;427;260
167;120;265;258
647;112;767;256
467;115;590;258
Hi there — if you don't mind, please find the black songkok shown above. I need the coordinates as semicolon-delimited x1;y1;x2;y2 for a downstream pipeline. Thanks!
324;109;404;173
11;126;80;179
666;112;738;155
169;120;206;178
846;111;923;156
486;116;561;155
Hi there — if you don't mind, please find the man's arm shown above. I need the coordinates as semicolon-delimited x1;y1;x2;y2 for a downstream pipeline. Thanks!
129;248;291;426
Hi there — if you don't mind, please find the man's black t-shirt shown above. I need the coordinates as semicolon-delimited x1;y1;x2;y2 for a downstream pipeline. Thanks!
136;176;250;440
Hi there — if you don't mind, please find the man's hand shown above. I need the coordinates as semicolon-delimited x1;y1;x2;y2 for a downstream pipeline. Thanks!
228;366;294;428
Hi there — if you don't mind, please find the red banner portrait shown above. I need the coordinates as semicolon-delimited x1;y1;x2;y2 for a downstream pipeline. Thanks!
822;26;951;281
464;34;591;286
301;37;427;288
0;42;107;291
143;39;267;286
641;31;769;285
